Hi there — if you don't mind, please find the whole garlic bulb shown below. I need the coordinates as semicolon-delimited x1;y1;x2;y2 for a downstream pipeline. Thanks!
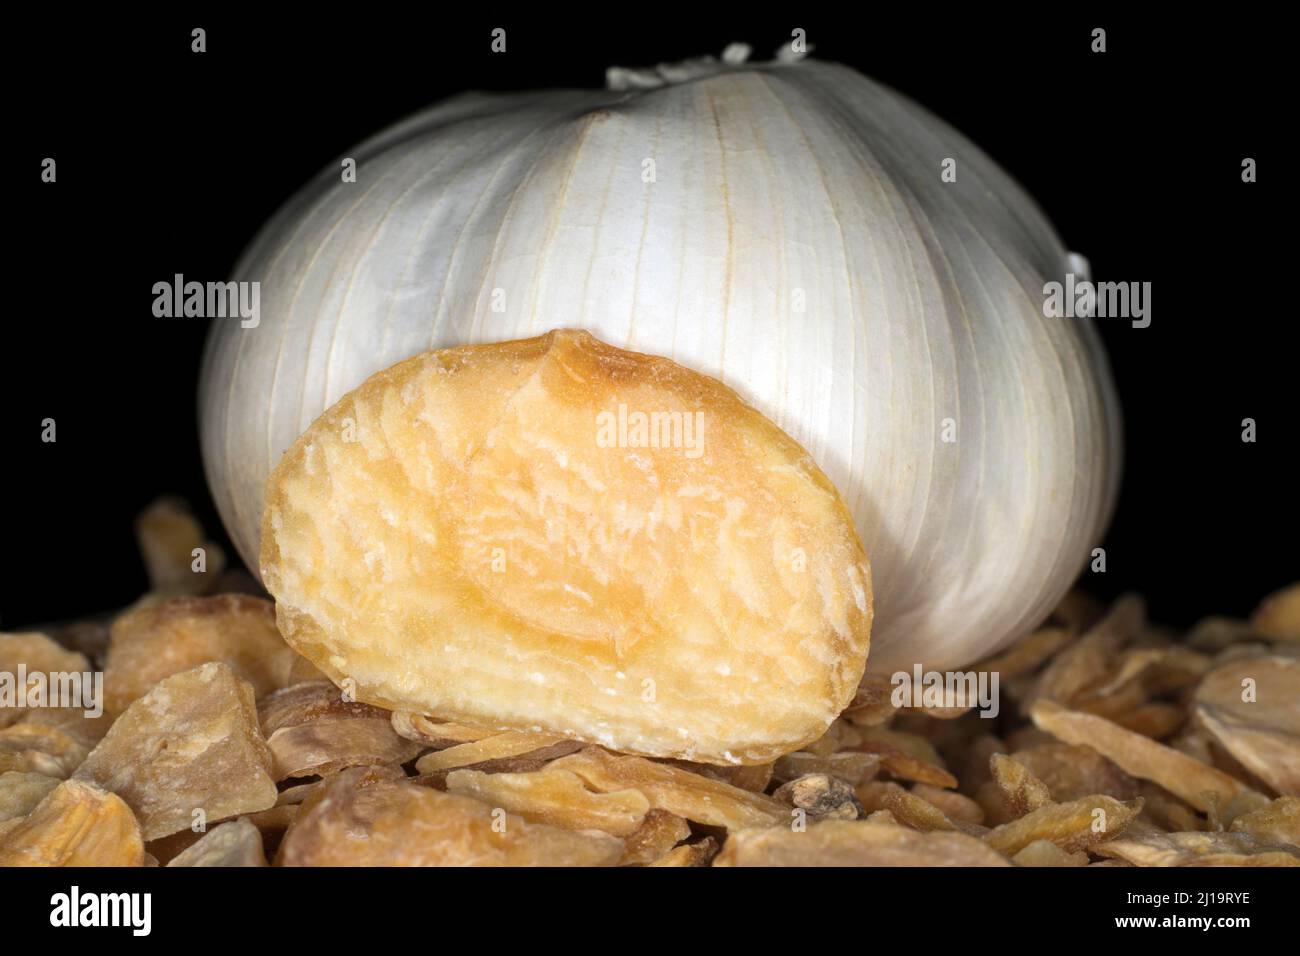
200;48;1120;674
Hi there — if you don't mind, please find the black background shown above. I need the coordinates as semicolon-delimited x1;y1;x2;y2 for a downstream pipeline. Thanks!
5;11;1293;630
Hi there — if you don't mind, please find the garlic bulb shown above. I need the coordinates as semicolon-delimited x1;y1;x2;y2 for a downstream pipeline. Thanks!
200;48;1120;674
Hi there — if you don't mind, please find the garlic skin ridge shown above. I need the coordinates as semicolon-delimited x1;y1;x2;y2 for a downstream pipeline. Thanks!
200;49;1121;674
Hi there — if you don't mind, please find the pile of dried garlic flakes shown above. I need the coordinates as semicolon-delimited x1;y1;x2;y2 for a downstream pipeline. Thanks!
1;498;1297;867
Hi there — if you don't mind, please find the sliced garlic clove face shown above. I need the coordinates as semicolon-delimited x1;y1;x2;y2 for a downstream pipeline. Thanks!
260;331;872;765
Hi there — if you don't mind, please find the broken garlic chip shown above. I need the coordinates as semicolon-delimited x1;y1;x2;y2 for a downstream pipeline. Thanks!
1022;595;1144;713
0;779;144;867
773;773;864;821
278;770;623;866
1011;839;1089;867
259;681;421;781
714;820;1011;867
619;810;691;866
166;818;267;867
1228;796;1300;846
1096;829;1300;867
261;330;872;764
911;783;986;826
134;496;225;595
414;731;577;775
772;750;880;787
1030;700;1256;813
0;771;60;823
266;718;422;782
74;662;277;840
865;746;957;789
445;766;651;836
1193;655;1300;797
982;794;1143;856
0;633;91;730
390;711;496;747
1251;583;1300;642
989;752;1052;818
855;781;962;833
0;724;88;779
650;838;718;867
1007;743;1139;803
549;747;785;830
104;594;305;715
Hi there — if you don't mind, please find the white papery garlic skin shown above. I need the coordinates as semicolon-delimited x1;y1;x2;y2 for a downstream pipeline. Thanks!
200;48;1121;674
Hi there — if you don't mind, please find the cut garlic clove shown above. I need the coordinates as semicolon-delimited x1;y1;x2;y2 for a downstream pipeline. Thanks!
261;330;872;765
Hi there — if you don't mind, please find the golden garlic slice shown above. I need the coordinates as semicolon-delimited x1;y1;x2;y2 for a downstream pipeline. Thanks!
262;330;872;764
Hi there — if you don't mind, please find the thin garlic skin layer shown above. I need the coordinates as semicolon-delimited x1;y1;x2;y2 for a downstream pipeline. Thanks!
202;52;1120;674
261;331;873;765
